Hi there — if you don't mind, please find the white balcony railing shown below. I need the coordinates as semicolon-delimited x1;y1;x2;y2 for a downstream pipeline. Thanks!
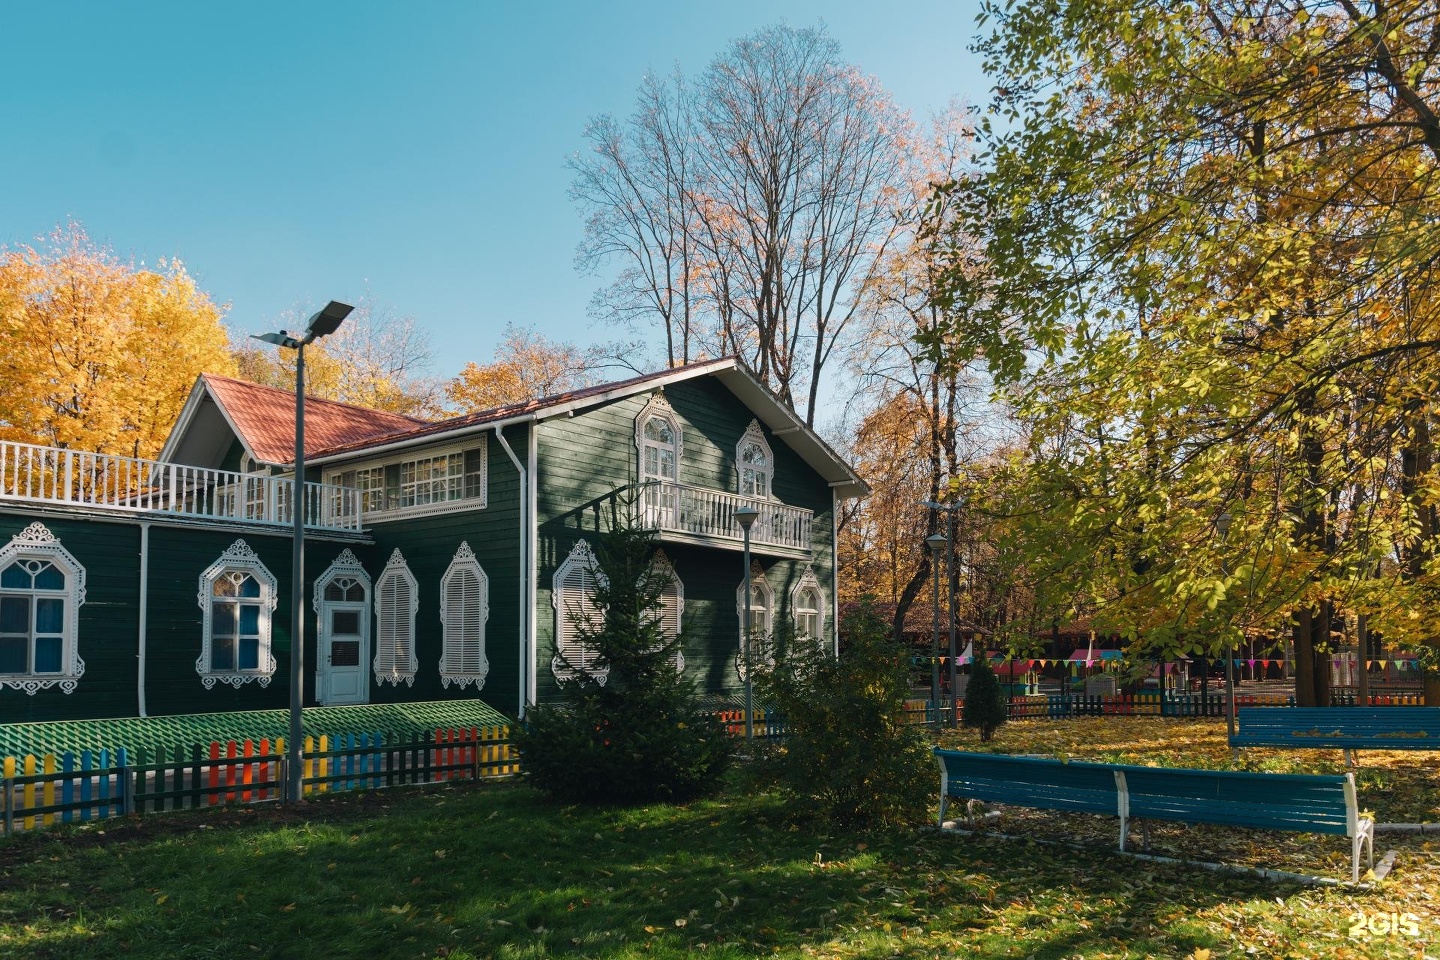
0;440;362;532
638;480;813;553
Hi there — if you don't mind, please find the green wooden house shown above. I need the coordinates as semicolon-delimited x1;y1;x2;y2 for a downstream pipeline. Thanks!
0;358;866;725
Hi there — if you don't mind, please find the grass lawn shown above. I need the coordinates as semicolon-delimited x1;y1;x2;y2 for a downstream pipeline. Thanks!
0;717;1435;959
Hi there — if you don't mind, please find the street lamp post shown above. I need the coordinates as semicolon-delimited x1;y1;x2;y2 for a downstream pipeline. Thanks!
252;300;353;804
735;504;761;742
922;500;963;727
926;533;947;731
1216;511;1236;740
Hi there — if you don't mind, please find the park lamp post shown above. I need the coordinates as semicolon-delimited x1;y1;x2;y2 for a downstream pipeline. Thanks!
926;533;947;730
1216;511;1237;739
735;503;761;742
922;499;962;727
252;300;354;804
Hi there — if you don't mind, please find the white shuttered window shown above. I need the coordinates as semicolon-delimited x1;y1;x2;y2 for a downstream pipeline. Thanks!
644;551;685;673
551;540;608;684
440;542;490;689
374;549;419;686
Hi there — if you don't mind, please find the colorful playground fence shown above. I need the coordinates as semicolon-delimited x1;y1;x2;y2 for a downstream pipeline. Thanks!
2;725;515;836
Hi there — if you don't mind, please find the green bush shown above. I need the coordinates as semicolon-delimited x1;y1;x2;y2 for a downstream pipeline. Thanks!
753;599;933;827
962;655;1007;741
516;513;732;805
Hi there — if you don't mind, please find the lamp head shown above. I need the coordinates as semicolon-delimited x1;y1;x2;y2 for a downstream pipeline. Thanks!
926;533;948;555
920;500;945;510
252;331;302;349
734;504;761;531
1216;512;1233;540
304;300;353;341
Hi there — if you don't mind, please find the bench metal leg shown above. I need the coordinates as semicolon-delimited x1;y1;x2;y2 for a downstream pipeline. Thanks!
1353;820;1375;883
1118;814;1128;852
938;794;949;828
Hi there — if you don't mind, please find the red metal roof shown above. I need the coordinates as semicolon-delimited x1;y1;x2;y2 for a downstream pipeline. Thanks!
202;374;428;465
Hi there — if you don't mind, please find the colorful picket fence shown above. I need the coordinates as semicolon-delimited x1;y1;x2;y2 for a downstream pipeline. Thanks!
2;725;515;836
898;690;1426;725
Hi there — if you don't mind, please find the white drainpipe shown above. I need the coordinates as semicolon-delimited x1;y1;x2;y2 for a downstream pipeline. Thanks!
494;425;529;719
831;489;841;658
527;422;539;708
137;521;151;717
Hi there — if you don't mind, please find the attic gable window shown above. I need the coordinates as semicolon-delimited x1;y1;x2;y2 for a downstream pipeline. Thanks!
737;420;773;499
326;444;486;518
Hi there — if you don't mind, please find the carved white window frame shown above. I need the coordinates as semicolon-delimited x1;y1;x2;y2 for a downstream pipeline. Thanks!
734;560;773;680
736;419;774;500
374;549;419;687
552;539;609;684
635;392;683;485
644;550;685;673
791;565;826;643
440;542;490;690
196;540;278;689
0;523;86;695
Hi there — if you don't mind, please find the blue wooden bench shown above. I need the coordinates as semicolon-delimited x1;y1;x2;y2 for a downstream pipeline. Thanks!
933;750;1120;827
1112;763;1373;882
934;749;1375;881
1230;707;1440;765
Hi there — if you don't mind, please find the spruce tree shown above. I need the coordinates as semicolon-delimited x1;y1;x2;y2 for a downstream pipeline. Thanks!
518;505;732;804
961;655;1008;742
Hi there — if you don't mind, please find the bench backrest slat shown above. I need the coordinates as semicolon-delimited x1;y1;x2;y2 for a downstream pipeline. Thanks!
935;750;1118;815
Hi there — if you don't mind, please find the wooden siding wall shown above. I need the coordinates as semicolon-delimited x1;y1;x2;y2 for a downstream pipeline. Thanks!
534;377;835;704
0;425;528;723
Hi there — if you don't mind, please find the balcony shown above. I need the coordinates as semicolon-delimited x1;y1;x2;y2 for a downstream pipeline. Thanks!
637;480;813;556
0;440;363;534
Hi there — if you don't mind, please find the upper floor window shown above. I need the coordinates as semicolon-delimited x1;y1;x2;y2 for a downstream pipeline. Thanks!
439;542;490;690
374;549;419;686
197;540;277;689
552;539;608;684
327;444;486;518
737;420;773;499
0;523;86;695
635;393;683;485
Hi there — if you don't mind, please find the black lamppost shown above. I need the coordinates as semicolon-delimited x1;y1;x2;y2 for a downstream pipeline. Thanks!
1216;511;1237;739
735;503;761;741
252;300;353;803
922;499;962;727
926;533;947;730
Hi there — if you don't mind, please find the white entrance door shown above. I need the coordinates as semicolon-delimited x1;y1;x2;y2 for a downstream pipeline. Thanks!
320;601;368;705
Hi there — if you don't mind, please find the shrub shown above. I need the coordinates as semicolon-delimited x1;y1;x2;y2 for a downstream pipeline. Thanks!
962;655;1007;741
753;599;933;827
517;510;732;805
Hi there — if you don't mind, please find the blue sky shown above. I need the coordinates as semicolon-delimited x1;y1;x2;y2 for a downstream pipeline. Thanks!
2;1;991;378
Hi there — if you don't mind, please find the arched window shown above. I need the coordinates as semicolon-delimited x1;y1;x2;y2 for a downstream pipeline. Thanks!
737;420;773;499
635;393;683;485
197;540;277;689
644;551;685;672
791;566;826;643
440;542;489;690
374;549;419;686
0;523;86;694
734;561;773;680
552;540;609;684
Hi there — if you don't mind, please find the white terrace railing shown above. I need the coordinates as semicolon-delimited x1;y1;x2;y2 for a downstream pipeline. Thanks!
638;480;813;553
0;440;362;533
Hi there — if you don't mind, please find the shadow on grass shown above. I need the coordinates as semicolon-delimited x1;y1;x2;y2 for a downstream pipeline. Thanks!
0;781;1353;960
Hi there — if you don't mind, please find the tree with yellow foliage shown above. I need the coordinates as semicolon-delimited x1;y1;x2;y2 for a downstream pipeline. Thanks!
0;224;235;458
444;324;608;413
